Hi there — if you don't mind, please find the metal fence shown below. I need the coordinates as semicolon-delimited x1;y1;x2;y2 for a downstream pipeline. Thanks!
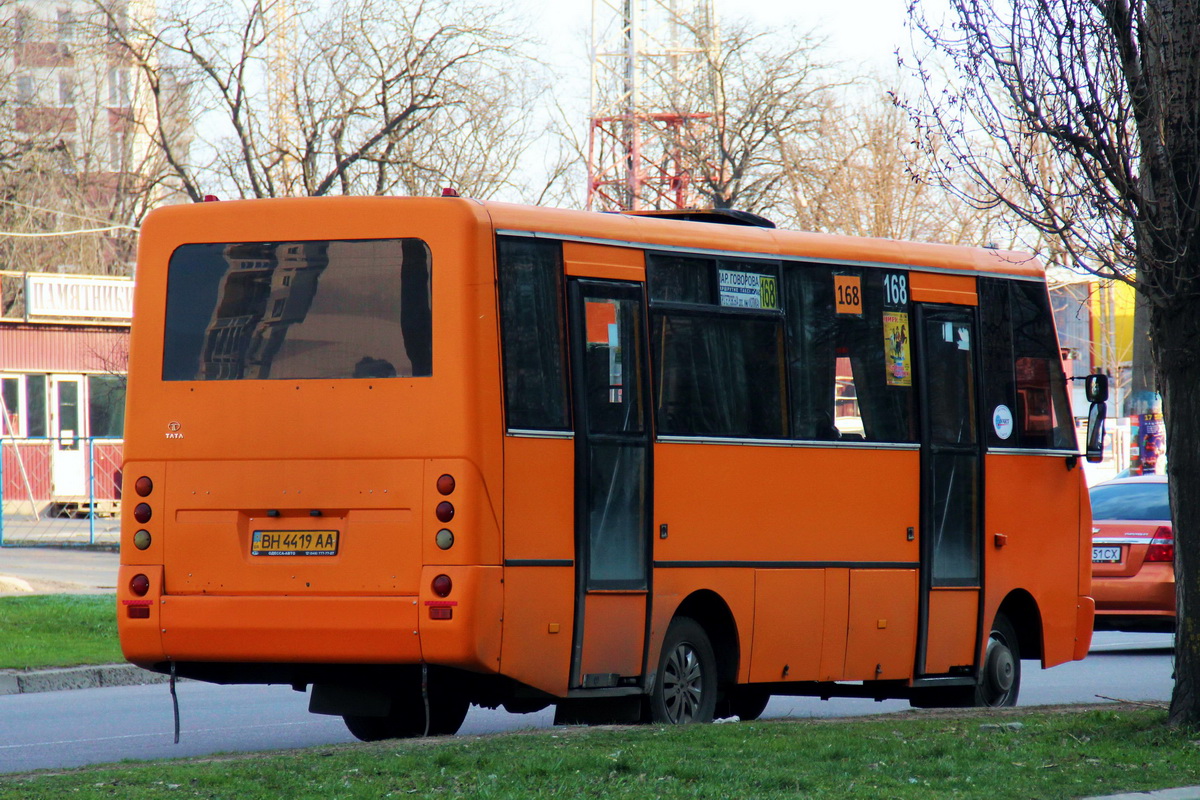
0;438;122;548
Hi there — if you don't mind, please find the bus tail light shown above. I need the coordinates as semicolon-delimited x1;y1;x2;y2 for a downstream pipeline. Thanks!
127;605;151;619
429;606;453;620
1146;526;1174;562
436;502;454;523
130;574;150;596
133;503;152;523
135;476;153;497
436;474;455;495
431;574;452;597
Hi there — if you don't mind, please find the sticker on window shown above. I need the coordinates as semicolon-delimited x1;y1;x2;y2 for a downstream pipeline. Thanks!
993;404;1014;440
884;312;911;387
835;274;863;316
718;270;778;309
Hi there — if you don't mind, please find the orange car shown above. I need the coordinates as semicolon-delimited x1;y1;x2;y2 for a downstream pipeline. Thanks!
1090;474;1175;631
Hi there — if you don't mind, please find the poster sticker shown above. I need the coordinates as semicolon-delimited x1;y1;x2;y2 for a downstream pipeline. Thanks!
993;404;1014;440
884;312;911;386
718;269;778;309
835;274;863;315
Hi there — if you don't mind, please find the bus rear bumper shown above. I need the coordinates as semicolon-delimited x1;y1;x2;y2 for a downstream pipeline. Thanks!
118;565;504;674
157;594;424;664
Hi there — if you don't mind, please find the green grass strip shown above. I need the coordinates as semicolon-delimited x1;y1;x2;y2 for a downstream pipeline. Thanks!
1;708;1197;799
0;594;122;669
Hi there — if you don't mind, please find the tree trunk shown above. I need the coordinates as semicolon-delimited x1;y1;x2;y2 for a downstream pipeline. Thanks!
1152;298;1200;726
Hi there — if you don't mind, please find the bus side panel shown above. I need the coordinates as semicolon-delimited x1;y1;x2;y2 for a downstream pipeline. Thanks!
923;588;979;673
653;444;920;564
845;569;919;680
909;272;978;306
984;454;1090;667
501;437;573;561
748;569;824;683
499;435;575;695
498;567;574;696
819;569;850;680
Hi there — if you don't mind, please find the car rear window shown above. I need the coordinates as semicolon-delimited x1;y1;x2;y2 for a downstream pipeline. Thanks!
1089;481;1170;521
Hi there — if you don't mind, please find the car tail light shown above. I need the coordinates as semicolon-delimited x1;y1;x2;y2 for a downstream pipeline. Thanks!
431;574;452;597
1146;525;1174;562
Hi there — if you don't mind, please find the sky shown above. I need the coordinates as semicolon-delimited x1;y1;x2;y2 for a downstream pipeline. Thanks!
530;0;918;82
517;0;925;202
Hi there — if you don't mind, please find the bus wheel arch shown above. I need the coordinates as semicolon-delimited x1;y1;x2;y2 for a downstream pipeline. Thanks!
670;590;740;689
996;589;1044;664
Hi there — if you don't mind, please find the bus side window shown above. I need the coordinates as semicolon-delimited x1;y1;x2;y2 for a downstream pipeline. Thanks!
497;237;570;431
979;279;1077;451
783;265;915;444
647;253;787;439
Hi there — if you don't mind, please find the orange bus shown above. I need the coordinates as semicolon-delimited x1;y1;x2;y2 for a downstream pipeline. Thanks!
118;196;1102;739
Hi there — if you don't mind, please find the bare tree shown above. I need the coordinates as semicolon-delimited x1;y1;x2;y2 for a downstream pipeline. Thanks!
779;85;1008;244
0;0;151;286
904;0;1200;725
651;21;849;216
97;0;545;201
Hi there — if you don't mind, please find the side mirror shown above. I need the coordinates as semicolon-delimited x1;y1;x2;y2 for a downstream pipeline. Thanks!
1085;401;1107;463
1085;373;1109;404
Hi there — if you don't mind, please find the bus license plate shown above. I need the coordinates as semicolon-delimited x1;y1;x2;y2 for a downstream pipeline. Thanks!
1092;546;1122;563
252;530;339;556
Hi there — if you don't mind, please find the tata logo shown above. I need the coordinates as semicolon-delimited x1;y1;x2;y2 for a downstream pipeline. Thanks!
166;421;184;439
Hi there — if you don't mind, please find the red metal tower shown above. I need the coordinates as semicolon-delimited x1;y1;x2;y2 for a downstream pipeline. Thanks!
587;0;718;211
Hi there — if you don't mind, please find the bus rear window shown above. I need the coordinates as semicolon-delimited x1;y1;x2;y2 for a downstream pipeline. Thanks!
162;239;431;381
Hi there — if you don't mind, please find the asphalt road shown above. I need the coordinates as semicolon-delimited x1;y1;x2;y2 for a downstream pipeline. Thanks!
0;631;1174;775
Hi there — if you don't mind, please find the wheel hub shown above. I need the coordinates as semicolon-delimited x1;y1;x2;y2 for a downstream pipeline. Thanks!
985;637;1015;694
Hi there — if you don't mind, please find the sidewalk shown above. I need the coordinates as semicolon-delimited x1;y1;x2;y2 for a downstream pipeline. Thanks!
0;545;119;595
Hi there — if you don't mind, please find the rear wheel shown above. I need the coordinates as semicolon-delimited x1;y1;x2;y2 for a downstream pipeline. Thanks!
908;612;1021;709
647;616;717;724
342;684;469;741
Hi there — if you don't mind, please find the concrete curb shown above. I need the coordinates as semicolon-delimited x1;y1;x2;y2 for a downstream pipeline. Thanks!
0;663;169;695
1084;790;1200;800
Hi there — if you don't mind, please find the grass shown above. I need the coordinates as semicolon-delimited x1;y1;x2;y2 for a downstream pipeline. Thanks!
1;707;1196;799
0;594;122;669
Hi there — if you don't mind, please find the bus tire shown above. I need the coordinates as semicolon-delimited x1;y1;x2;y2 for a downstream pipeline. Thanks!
715;686;771;721
976;613;1020;707
648;616;718;724
908;612;1021;709
342;690;470;741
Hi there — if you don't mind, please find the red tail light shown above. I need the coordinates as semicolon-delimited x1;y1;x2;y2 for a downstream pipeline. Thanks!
431;574;452;597
130;574;150;596
1146;525;1174;562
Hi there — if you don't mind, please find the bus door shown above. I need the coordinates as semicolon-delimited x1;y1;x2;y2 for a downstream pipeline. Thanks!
567;280;652;689
914;305;984;677
49;374;86;500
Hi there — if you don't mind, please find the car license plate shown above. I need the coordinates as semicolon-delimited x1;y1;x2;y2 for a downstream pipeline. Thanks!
252;530;339;556
1092;545;1122;563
